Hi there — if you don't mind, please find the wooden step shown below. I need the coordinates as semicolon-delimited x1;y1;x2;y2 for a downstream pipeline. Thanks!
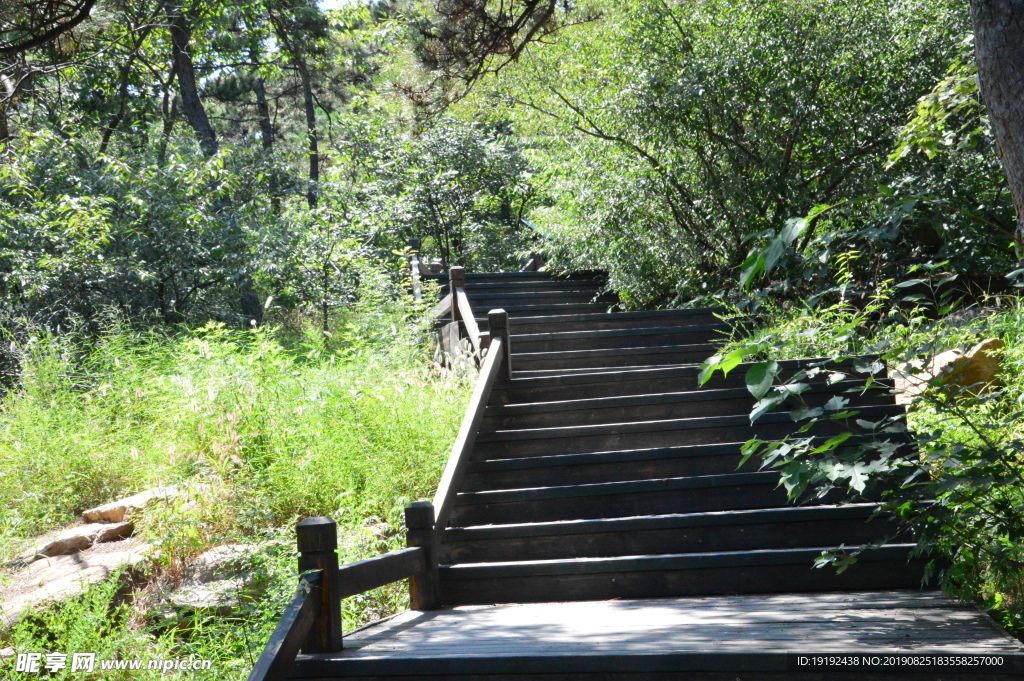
486;303;611;316
511;343;718;372
449;471;831;525
480;309;728;334
512;324;732;353
441;503;895;563
437;544;925;605
465;442;765;491
481;381;894;430
440;279;605;294
467;290;617;306
490;358;872;404
422;272;559;282
462;435;913;491
471;404;904;460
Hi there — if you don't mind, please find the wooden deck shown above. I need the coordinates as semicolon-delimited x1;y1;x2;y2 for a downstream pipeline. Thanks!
290;591;1024;679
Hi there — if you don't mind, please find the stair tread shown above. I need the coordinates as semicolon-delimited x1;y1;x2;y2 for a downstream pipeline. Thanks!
475;309;728;324
500;356;864;388
484;382;888;416
476;403;902;442
514;343;718;360
441;543;918;577
445;503;882;539
513;323;729;341
466;434;907;473
456;470;780;503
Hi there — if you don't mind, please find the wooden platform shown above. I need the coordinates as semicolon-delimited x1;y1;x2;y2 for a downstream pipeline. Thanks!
290;591;1024;679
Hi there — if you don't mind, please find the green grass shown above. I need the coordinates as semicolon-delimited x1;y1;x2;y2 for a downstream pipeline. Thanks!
0;313;470;678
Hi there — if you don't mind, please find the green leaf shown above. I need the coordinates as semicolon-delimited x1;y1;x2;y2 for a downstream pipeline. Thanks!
745;361;779;400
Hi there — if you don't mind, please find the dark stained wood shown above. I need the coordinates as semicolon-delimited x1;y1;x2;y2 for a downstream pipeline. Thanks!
336;547;426;599
247;571;322;681
439;547;927;605
512;324;731;353
450;473;806;525
471;404;905;460
441;505;899;563
288;592;1024;679
481;381;893;430
455;287;481;356
431;337;506;535
487;310;511;380
296;517;343;653
405;502;439;610
430;293;452;320
503;310;729;334
449;267;466;325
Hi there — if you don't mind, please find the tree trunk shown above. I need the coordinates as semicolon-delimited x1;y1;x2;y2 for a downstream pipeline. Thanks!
252;74;273;152
251;69;281;212
0;72;12;152
971;0;1024;260
163;0;218;157
296;59;319;208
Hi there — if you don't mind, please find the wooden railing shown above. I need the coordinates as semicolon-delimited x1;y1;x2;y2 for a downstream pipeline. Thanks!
247;311;513;681
432;313;509;540
247;517;429;681
408;238;423;302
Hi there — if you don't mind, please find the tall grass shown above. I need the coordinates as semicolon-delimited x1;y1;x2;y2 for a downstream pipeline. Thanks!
0;309;470;678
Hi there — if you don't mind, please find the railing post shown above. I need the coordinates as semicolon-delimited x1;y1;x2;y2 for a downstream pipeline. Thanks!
450;267;466;325
296;517;343;653
488;309;511;381
409;238;422;302
405;501;439;610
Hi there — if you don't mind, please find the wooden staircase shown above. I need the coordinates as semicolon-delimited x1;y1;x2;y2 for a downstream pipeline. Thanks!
426;270;923;606
249;267;1024;681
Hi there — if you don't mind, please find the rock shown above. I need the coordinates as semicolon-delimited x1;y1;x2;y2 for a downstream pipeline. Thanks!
894;338;1003;405
81;484;202;523
1;540;149;629
365;522;393;541
19;522;134;562
165;544;266;614
183;544;258;584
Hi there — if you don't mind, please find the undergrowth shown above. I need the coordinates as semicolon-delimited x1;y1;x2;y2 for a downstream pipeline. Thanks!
0;294;469;678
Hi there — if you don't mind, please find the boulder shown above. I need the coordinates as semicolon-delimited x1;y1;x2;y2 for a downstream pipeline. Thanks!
183;544;258;584
165;544;266;614
1;540;149;628
19;522;134;562
894;338;1003;405
81;483;204;523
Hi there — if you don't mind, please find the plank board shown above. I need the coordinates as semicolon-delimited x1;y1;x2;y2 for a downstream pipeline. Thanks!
290;591;1024;677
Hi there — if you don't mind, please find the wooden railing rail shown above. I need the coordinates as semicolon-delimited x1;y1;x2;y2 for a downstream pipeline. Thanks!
432;311;510;541
431;293;453;319
408;239;423;302
455;287;481;355
520;251;544;272
247;570;323;681
449;266;483;356
247;517;430;681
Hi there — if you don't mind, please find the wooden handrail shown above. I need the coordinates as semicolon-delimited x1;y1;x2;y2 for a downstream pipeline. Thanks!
520;251;544;272
335;547;426;599
247;571;323;681
432;321;508;537
248;521;430;681
431;293;453;319
455;286;481;355
408;238;422;302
